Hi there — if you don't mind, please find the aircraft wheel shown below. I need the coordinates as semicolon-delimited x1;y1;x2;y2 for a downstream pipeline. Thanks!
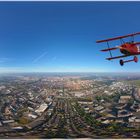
120;59;124;66
134;56;138;63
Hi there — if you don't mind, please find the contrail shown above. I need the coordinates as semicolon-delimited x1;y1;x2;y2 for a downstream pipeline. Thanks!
33;51;48;63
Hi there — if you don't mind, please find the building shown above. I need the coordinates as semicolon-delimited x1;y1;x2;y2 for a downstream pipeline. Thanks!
119;96;131;104
128;116;140;128
35;103;48;115
118;110;133;118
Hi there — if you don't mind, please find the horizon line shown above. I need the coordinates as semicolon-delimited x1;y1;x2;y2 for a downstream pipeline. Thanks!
0;71;140;74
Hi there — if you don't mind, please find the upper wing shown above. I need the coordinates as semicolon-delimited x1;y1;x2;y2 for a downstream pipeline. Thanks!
96;32;140;43
106;55;131;60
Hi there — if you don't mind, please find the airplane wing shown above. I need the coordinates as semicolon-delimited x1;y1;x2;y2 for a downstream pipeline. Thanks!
96;32;140;43
101;47;118;52
106;55;131;60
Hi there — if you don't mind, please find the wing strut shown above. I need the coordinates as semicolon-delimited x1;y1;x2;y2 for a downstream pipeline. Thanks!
107;41;112;58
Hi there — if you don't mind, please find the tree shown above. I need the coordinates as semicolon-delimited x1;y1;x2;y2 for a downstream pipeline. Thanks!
18;117;29;125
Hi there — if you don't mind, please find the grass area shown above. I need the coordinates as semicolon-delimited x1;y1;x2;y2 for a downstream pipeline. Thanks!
124;80;140;87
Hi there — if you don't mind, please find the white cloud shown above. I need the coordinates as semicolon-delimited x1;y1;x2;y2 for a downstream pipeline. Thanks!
0;58;12;63
0;67;24;73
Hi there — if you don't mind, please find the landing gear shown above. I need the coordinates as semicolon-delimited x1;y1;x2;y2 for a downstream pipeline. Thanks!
119;56;138;66
120;59;124;66
134;56;138;62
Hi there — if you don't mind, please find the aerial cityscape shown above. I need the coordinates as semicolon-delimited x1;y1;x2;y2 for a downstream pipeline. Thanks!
1;1;140;139
0;72;139;138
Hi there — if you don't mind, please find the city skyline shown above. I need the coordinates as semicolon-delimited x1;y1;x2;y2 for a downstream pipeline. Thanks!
1;2;140;73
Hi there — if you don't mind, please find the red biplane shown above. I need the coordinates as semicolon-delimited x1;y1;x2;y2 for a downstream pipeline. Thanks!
96;32;140;66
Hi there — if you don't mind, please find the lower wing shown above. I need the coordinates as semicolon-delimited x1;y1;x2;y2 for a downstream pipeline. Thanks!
106;55;131;60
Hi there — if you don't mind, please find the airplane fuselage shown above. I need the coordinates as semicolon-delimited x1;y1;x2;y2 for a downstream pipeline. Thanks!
120;43;140;55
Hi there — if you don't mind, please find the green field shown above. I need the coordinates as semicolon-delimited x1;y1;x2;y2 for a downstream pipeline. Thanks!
124;80;140;87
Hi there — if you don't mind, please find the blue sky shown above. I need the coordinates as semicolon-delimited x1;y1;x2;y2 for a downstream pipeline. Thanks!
1;2;140;72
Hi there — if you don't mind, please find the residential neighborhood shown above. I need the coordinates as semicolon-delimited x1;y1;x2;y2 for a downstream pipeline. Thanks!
0;73;139;138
